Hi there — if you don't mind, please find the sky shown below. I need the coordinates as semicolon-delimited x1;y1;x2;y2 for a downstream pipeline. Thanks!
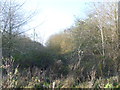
20;0;90;44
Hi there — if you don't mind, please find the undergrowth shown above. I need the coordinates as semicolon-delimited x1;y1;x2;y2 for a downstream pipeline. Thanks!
1;58;120;88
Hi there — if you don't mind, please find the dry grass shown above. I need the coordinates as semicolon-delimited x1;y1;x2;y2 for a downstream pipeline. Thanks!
1;58;120;88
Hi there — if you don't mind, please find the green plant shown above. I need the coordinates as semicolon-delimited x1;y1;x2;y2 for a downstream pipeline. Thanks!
104;83;113;88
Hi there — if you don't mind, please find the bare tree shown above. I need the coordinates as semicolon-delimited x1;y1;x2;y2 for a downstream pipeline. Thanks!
0;0;36;58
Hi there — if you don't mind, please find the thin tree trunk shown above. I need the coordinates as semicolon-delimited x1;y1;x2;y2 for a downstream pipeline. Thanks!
8;4;12;58
98;18;105;77
100;25;105;57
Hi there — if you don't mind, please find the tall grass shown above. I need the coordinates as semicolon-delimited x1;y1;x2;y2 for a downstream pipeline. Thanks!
1;58;120;88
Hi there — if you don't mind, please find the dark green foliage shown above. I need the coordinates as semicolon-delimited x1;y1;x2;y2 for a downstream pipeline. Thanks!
2;34;55;68
57;65;70;77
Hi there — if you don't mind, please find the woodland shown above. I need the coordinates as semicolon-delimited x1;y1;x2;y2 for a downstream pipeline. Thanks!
0;1;120;88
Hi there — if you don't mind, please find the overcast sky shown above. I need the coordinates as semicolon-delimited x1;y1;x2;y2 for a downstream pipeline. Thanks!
20;0;90;44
